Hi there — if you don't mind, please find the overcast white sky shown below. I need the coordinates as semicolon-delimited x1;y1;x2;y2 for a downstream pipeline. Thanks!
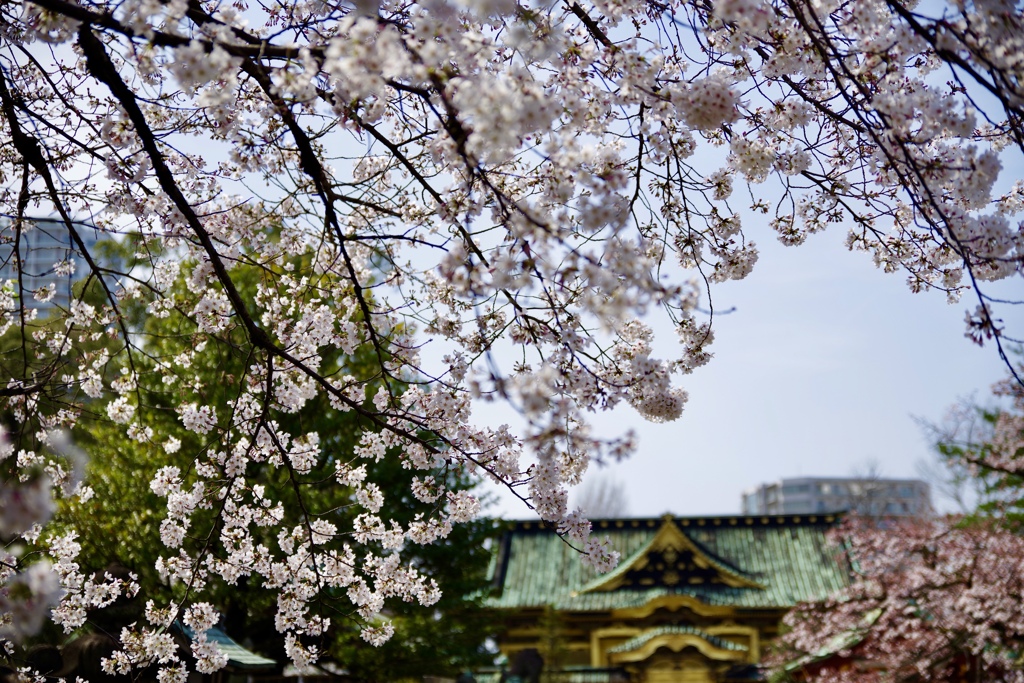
475;220;1021;519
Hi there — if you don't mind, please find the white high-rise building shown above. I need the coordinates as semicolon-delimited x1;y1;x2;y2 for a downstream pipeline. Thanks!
741;477;932;517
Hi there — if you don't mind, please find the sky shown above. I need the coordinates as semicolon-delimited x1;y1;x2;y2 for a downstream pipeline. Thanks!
475;220;1022;520
94;0;1019;522
448;6;1024;521
27;6;1016;523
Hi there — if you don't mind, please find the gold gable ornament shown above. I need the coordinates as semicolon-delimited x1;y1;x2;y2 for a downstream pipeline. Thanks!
487;514;848;682
579;516;765;593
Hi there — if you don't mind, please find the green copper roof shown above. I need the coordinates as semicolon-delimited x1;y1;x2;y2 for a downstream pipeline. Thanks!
608;626;749;654
488;514;849;611
179;624;277;670
782;607;882;672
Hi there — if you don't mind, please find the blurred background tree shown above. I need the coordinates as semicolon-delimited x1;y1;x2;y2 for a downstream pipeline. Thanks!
572;474;629;518
37;238;501;679
769;355;1024;683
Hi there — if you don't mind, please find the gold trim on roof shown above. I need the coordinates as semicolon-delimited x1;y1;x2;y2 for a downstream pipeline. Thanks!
611;594;738;620
580;517;765;593
607;631;749;665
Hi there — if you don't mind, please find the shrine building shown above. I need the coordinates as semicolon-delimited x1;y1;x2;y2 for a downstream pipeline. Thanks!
486;514;849;683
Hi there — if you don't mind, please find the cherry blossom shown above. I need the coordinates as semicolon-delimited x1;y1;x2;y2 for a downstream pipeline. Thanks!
770;364;1024;682
0;0;1022;674
769;515;1024;683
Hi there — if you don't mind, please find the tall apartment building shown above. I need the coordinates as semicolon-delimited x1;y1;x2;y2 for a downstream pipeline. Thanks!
0;217;99;311
741;477;932;517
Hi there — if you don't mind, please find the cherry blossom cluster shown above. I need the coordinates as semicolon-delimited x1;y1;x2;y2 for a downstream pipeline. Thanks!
769;515;1024;682
770;365;1024;681
0;0;1022;672
0;428;135;645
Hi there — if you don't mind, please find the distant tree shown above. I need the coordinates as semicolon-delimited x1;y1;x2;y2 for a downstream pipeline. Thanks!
768;363;1024;682
574;475;630;518
924;371;1024;527
45;257;501;677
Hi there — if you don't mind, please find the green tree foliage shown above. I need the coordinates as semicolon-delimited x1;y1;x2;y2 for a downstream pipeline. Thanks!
926;359;1024;528
770;361;1024;683
44;242;500;678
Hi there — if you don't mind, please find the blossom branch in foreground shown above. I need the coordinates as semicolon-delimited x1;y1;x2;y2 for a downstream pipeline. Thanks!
0;0;1022;673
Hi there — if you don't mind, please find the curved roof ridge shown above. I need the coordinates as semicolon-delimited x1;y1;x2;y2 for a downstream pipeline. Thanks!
578;516;765;593
607;625;749;654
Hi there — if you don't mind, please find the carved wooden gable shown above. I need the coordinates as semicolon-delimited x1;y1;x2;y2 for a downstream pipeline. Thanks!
581;517;764;593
